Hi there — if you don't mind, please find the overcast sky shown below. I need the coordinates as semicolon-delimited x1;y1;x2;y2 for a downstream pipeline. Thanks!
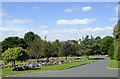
0;2;119;41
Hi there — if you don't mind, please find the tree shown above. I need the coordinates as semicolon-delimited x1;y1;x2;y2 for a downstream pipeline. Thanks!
93;43;101;55
52;39;62;57
43;41;55;62
113;21;120;61
2;47;29;68
108;44;114;59
99;36;113;55
60;42;76;60
28;38;43;63
24;31;41;47
77;44;84;56
95;36;101;40
2;37;27;53
80;35;100;58
0;42;2;58
68;40;78;44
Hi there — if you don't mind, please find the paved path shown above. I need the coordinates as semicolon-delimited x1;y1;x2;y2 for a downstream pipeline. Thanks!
11;56;118;77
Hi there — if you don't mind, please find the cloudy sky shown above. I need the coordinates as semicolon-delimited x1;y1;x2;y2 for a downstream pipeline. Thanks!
0;2;119;41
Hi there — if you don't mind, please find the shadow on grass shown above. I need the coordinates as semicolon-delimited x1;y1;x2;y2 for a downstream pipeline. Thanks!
76;58;81;60
89;58;105;60
22;67;41;71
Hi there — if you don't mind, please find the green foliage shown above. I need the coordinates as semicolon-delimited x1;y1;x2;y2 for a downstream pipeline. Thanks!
2;37;27;53
52;39;61;57
80;35;101;58
28;38;43;60
95;36;101;40
24;31;41;47
2;47;29;67
68;40;78;45
60;42;76;60
108;44;114;59
113;21;120;61
0;42;2;58
99;36;113;55
42;41;55;62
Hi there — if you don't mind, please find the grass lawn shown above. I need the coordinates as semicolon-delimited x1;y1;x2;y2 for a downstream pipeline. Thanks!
2;60;97;76
91;55;102;58
108;60;120;68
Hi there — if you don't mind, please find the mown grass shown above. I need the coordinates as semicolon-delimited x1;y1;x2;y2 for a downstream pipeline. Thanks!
108;60;120;68
91;55;102;58
2;60;97;76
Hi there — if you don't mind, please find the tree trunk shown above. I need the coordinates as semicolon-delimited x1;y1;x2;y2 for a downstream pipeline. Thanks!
46;57;49;63
21;60;22;63
86;53;89;59
65;56;67;61
13;60;16;68
37;58;39;63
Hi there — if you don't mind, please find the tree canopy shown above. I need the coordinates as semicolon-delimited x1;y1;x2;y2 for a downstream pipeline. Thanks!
2;47;29;67
80;35;100;58
99;36;113;55
108;44;114;59
2;37;27;53
95;36;101;40
28;38;43;62
24;31;41;47
113;21;120;61
42;41;55;62
60;41;76;60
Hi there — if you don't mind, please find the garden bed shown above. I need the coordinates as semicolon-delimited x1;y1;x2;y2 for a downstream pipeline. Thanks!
2;60;97;76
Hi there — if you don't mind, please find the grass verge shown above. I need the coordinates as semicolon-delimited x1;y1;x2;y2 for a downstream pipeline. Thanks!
2;60;96;76
108;60;120;68
91;55;102;58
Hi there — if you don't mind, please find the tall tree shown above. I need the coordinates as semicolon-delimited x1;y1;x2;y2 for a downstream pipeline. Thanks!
60;42;76;60
80;35;100;58
99;36;113;55
95;36;101;40
68;40;78;44
113;21;120;61
108;43;114;59
52;39;61;57
43;41;55;62
28;38;43;63
0;42;2;58
54;39;60;53
24;31;41;47
2;37;27;53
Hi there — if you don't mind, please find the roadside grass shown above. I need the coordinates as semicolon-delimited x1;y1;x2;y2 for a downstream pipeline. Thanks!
108;60;120;68
2;60;97;76
91;55;102;58
0;69;2;76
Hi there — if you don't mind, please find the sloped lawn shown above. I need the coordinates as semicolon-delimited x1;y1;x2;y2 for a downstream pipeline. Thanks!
108;60;120;68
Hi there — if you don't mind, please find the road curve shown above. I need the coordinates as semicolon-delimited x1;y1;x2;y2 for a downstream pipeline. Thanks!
10;56;118;77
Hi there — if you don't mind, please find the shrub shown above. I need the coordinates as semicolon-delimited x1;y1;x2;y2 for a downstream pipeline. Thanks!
108;44;114;59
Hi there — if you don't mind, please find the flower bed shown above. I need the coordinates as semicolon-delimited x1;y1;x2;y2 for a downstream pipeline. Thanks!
2;57;88;71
